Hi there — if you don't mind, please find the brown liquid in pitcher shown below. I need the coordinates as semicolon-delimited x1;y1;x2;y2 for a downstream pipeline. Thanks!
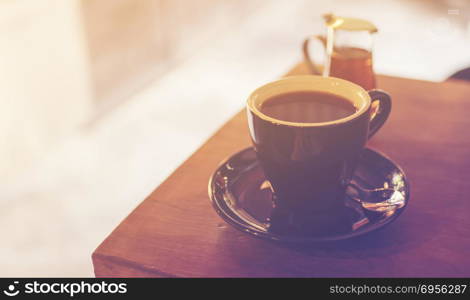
260;91;356;123
330;47;375;90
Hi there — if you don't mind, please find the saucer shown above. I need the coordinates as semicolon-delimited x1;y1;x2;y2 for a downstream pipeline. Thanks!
208;147;409;242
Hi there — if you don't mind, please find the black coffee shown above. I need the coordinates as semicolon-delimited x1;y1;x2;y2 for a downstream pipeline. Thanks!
260;91;356;123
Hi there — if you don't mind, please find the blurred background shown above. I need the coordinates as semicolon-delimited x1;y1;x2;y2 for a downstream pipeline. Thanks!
0;0;469;276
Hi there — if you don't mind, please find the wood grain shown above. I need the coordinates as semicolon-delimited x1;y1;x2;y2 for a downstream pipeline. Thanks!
93;63;470;277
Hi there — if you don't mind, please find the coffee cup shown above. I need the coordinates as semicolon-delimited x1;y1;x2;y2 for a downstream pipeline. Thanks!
246;75;391;235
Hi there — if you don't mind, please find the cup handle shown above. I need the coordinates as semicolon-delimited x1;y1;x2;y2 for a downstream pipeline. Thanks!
367;90;392;139
302;35;325;75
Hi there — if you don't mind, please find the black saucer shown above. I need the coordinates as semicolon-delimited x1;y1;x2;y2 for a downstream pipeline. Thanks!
209;147;410;242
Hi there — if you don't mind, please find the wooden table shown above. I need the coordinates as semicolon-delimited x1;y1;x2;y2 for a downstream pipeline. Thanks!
92;63;470;277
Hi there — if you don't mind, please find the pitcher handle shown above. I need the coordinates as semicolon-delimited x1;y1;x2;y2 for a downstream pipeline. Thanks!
302;35;326;75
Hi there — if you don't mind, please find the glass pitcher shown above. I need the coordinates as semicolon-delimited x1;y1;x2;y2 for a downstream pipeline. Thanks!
303;14;378;90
